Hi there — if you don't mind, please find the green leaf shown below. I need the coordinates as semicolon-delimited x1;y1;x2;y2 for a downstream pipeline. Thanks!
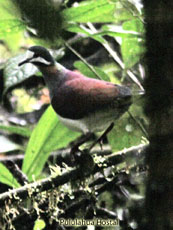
63;0;117;23
116;0;143;18
3;48;65;94
121;19;145;68
123;19;145;33
3;54;38;94
121;36;145;68
0;19;25;36
0;163;20;188
33;219;46;230
0;124;32;138
66;23;143;45
0;1;25;51
65;23;90;34
101;63;121;84
113;1;133;22
0;135;22;153
107;107;144;151
66;23;105;43
0;0;18;20
22;106;80;181
74;61;110;81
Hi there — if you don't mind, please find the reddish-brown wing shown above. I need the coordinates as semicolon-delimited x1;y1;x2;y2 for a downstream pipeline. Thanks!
51;71;121;119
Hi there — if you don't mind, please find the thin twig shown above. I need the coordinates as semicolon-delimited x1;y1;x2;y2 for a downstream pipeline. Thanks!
86;23;144;90
64;41;101;79
128;111;148;139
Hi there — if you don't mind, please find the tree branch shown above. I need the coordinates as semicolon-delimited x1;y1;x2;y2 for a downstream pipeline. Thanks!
0;143;148;207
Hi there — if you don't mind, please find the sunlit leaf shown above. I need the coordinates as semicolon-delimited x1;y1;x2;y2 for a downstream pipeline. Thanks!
121;37;145;68
22;106;80;181
121;19;145;68
63;0;117;23
0;0;19;20
0;1;25;51
0;124;31;138
0;19;25;36
33;219;46;230
123;19;145;33
0;163;20;188
113;1;133;22
66;23;105;43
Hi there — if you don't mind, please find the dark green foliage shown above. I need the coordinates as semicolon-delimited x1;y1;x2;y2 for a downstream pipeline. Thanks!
13;0;64;41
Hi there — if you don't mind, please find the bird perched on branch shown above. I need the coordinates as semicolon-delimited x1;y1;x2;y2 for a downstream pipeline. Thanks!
19;46;132;136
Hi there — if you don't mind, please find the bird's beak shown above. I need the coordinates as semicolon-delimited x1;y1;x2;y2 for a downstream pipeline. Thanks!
18;57;33;66
18;50;35;66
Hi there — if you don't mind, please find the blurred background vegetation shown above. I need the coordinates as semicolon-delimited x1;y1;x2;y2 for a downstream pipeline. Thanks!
0;0;148;229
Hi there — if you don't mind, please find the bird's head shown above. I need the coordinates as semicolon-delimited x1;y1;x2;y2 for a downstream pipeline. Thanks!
19;46;55;67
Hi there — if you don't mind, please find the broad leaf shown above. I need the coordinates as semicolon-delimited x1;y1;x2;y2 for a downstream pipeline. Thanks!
123;19;144;33
0;19;25;36
3;48;65;94
65;23;105;43
22;106;80;181
121;19;145;68
63;0;117;23
0;0;25;50
0;124;31;138
0;163;20;188
3;53;38;94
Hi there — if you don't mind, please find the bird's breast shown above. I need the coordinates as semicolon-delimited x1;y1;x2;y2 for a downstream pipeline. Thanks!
58;108;124;134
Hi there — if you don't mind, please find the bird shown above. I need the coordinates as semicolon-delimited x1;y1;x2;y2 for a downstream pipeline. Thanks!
19;46;132;137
